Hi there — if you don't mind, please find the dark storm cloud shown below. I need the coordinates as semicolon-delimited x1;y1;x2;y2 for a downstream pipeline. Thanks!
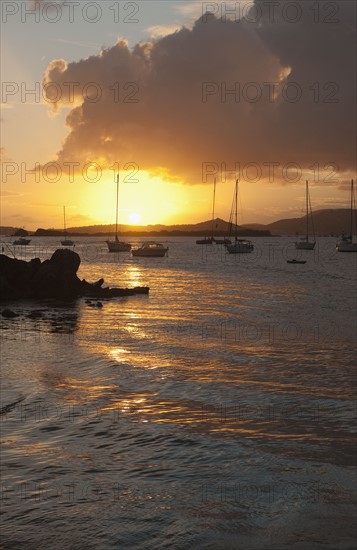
41;3;356;183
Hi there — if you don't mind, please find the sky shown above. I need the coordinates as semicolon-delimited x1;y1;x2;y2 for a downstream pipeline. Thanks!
1;0;356;230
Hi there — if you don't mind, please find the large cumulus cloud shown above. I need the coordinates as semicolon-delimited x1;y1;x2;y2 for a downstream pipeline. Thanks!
42;2;356;183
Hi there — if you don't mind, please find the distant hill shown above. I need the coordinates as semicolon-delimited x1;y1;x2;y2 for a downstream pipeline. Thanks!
32;218;270;237
242;209;355;236
1;209;354;237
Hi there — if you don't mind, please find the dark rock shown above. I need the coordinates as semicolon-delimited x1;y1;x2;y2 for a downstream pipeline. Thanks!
0;250;149;301
50;248;81;273
27;310;44;319
0;274;19;299
2;309;19;318
30;249;82;300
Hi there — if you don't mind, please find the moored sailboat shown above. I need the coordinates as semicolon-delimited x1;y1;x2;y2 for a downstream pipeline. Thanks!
336;179;357;252
295;180;316;250
225;179;254;254
61;206;74;246
106;176;131;252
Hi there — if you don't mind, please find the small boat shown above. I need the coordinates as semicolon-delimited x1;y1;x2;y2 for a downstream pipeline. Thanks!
196;237;213;245
61;206;74;246
336;180;357;252
13;237;31;246
225;179;254;254
287;259;306;264
132;242;168;257
106;176;131;252
336;236;357;252
226;239;254;253
214;237;232;245
295;181;316;250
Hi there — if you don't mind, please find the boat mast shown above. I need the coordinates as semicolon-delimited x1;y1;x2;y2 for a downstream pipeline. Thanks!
63;206;66;236
306;180;309;242
115;175;119;241
235;179;238;242
211;177;216;240
350;179;353;238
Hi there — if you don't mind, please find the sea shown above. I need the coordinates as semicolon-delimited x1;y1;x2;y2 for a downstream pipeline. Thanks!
1;236;356;550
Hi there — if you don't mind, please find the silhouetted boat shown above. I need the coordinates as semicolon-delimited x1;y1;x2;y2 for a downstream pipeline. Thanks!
13;237;31;246
336;180;357;252
295;181;316;250
196;237;213;244
106;176;131;252
132;242;168;257
287;259;306;264
214;237;232;245
61;206;74;246
225;179;254;254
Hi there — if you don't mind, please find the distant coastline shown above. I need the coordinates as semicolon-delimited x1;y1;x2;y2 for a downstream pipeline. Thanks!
0;209;352;238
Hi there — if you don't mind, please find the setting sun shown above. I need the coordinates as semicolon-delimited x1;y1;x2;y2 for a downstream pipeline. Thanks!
129;212;141;225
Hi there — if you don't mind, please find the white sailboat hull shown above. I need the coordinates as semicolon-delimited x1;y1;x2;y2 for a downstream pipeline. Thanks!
336;240;357;252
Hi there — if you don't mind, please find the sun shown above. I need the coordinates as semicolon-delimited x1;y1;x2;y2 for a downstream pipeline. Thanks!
128;212;141;224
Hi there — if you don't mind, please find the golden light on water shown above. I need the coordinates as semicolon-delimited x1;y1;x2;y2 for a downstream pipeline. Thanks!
124;266;143;287
110;348;130;363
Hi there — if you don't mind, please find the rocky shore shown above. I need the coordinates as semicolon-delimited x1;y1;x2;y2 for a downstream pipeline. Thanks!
0;249;149;301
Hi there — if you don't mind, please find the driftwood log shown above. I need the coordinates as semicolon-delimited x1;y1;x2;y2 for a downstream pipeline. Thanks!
0;249;149;300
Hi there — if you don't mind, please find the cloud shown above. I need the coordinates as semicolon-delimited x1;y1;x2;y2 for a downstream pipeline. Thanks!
9;214;37;224
41;4;356;184
174;0;207;23
0;148;13;162
0;103;14;110
146;24;183;39
0;191;22;198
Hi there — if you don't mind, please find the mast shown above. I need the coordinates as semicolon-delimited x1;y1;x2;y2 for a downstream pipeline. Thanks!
350;179;353;238
235;179;238;242
306;180;309;242
63;206;66;236
211;177;216;240
115;175;119;241
309;189;315;241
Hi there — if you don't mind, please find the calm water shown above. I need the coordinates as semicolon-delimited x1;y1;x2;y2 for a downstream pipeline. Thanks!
1;237;356;549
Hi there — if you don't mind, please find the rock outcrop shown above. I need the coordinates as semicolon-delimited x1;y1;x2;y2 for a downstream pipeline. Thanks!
0;249;149;300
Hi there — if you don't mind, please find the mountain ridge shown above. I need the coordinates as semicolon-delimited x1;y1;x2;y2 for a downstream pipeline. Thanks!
0;209;354;237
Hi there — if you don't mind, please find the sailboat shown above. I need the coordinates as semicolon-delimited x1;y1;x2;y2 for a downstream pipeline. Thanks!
225;179;254;254
336;179;357;252
295;180;316;250
61;206;74;246
196;178;216;244
106;176;131;252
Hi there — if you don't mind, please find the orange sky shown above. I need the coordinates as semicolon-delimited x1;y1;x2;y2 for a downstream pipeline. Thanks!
1;2;355;230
